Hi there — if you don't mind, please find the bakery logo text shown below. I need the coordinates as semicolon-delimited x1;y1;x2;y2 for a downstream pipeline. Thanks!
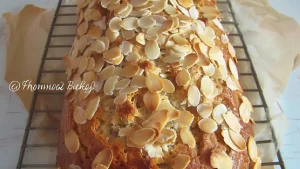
9;80;95;93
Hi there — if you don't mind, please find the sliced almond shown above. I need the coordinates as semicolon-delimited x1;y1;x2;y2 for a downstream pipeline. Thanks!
92;149;113;168
173;154;190;169
112;54;124;65
93;58;105;72
73;74;81;87
90;40;105;53
161;19;174;32
200;76;214;97
69;164;82;169
180;127;195;148
221;129;244;152
130;128;156;146
226;76;238;91
172;34;189;45
130;0;149;7
143;90;160;111
197;103;213;118
175;110;194;126
104;75;119;95
90;9;101;20
77;21;88;36
156;128;177;144
131;75;146;88
221;34;229;44
86;58;95;71
177;0;193;8
134;3;154;11
188;85;201;107
210;150;233;169
118;126;133;137
150;0;167;13
212;18;224;30
98;65;115;81
253;158;262;169
189;6;199;19
145;40;160;60
64;129;80;153
114;95;127;105
138;16;156;28
242;96;253;112
120;65;140;77
100;0;112;8
144;109;169;131
119;86;138;95
222;111;242;133
106;28;119;42
107;1;121;11
239;102;251;123
164;4;177;15
120;17;138;30
205;86;219;100
248;136;258;162
94;164;108;169
136;33;146;45
157;102;179;121
118;2;133;18
229;59;239;80
182;53;199;69
228;42;236;58
163;52;182;64
120;41;133;55
144;144;164;158
109;17;122;32
83;71;95;84
145;73;164;92
202;63;215;76
126;52;141;62
229;129;246;150
176;70;191;86
198;118;218;133
87;26;103;39
103;46;121;61
209;46;224;65
162;79;175;93
115;78;131;90
74;107;86;124
212;104;227;124
85;96;100;120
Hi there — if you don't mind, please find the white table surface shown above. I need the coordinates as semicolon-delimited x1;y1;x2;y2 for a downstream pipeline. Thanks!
0;0;299;169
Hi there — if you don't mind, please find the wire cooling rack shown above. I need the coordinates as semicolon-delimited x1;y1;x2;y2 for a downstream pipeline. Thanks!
16;0;285;168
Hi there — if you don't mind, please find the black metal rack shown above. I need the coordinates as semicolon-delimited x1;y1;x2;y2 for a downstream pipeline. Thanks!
16;0;285;168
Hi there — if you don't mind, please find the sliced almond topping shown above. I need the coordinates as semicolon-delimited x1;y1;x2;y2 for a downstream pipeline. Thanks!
223;111;242;133
100;36;110;51
162;79;175;93
115;78;131;90
103;46;122;61
134;3;154;11
118;126;134;137
104;75;119;95
173;154;191;169
209;46;224;65
138;16;156;28
228;42;236;58
150;0;167;13
143;90;160;111
94;164;108;169
242;96;253;112
69;164;82;169
109;16;122;32
248;136;258;162
90;9;101;20
130;0;148;7
210;150;233;169
229;129;246;150
175;110;194;126
90;40;105;53
92;149;113;168
78;21;88;36
93;58;105;72
87;25;103;39
202;63;215;76
198;118;218;133
188;85;201;107
64;129;80;153
79;89;91;100
136;33;146;45
172;34;189;45
120;41;133;55
145;73;164;92
163;52;182;63
120;17;138;30
206;86;219;100
83;71;96;84
100;0;112;8
119;86;138;95
118;2;133;18
86;58;95;71
180;127;195;148
106;28;120;42
77;57;88;75
177;0;193;8
200;76;214;97
130;128;156;146
253;158;262;169
176;70;191;86
229;58;239;80
145;40;160;60
189;6;199;19
226;76;238;91
164;5;177;15
131;75;146;88
221;129;244;152
197;103;213;118
126;52;141;62
144;144;164;158
156;128;177;144
157;102;179;121
144;109;169;131
74;107;87;124
212;104;227;124
212;18;224;30
221;34;229;44
98;65;115;81
112;54;124;65
120;65;140;77
85;96;100;120
161;19;174;32
129;9;151;17
107;1;121;11
183;53;199;69
73;74;81;87
239;102;251;123
114;95;127;105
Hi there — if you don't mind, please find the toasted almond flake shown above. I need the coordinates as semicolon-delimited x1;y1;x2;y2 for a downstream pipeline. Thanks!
134;3;154;10
164;4;177;15
212;65;228;80
103;46;121;61
126;52;140;62
107;1;121;11
120;65;140;77
161;19;174;32
206;86;219;100
104;75;119;95
239;102;251;123
177;0;193;8
90;40;105;53
188;85;201;107
77;57;88;75
109;17;122;32
144;109;169;130
198;118;218;133
114;95;127;105
130;128;156;146
93;58;105;72
129;9;151;17
115;78;131;90
118;126;133;137
156;128;177;144
163;52;182;63
253;158;262;169
157;102;179;121
94;81;104;92
98;65;115;81
119;3;133;18
73;74;81;86
173;154;190;169
150;0;167;13
172;34;189;45
145;73;164;92
183;53;199;69
106;28;119;42
90;9;101;20
121;28;135;40
200;76;214;97
212;104;227;124
212;18;224;30
209;46;224;62
120;17;138;30
197;103;213;118
69;164;82;169
112;54;124;65
136;33;146;45
83;71;95;84
210;150;233;169
100;36;110;51
74;107;86;124
87;26;103;39
221;129;244;152
226;76;238;91
176;70;191;86
78;21;88;36
130;0;148;7
229;59;239;80
242;96;253;112
223;111;242;133
177;4;190;17
92;149;113;168
229;129;246;150
202;63;215;76
85;96;100;120
180;127;195;148
64;129;80;153
94;16;107;29
114;1;128;14
131;75;146;88
94;164;108;169
175;110;194;126
146;27;161;40
144;144;164;158
162;79;175;93
189;6;199;19
221;34;229;44
114;67;123;76
143;91;160;111
248;136;258;162
79;89;91;100
138;16;156;28
145;40;160;60
120;41;133;55
228;42;236;58
119;86;138;95
100;0;111;8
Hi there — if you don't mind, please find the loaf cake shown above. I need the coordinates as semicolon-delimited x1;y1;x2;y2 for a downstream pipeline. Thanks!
57;0;261;168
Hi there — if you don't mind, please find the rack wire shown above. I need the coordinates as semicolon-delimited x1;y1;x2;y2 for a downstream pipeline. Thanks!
16;0;285;168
